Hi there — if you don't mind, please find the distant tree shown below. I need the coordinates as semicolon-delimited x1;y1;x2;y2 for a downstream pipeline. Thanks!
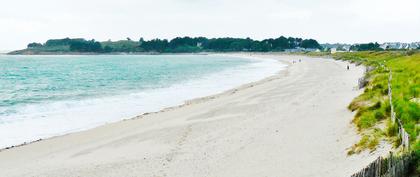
204;38;253;51
169;37;197;49
140;39;169;52
101;40;142;52
69;39;103;52
259;41;272;52
300;39;322;49
103;46;113;53
249;41;262;51
27;42;43;48
45;38;84;47
229;41;245;51
272;36;290;50
139;37;145;45
207;38;235;51
350;43;382;51
23;36;323;53
170;45;201;53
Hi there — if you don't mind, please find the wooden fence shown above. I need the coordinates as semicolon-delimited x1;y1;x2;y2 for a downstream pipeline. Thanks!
350;152;414;177
357;68;410;150
387;70;410;150
351;69;413;177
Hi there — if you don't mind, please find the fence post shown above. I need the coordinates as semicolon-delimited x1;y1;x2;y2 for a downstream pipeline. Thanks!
388;70;396;123
388;151;393;174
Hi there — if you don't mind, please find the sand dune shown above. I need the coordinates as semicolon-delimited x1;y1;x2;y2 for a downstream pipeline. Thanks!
0;54;389;177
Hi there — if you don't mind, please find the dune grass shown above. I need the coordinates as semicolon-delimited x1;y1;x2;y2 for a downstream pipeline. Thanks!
333;51;419;159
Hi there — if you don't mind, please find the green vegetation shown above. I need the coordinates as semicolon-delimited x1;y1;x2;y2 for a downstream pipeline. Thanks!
101;40;144;53
10;36;323;54
333;51;419;172
348;129;383;155
350;42;383;51
296;51;331;57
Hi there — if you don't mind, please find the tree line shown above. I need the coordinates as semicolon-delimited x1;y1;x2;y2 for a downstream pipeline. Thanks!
25;36;323;53
350;42;383;51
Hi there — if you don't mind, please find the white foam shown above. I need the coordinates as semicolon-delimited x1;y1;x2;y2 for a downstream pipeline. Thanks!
0;56;285;149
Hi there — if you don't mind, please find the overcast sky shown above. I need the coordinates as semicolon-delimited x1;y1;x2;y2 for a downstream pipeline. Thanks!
1;0;419;50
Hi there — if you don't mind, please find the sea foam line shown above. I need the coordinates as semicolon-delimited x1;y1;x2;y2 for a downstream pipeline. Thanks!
0;56;285;149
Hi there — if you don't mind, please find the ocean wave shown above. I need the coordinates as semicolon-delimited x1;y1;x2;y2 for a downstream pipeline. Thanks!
0;55;285;148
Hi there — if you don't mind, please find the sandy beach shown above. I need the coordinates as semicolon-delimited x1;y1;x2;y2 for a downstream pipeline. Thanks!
0;54;389;177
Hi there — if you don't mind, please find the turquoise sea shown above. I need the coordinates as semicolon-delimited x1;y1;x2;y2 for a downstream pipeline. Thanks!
0;54;284;148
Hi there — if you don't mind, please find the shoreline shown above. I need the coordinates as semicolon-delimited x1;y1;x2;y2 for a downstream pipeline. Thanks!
0;54;287;151
0;54;391;177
